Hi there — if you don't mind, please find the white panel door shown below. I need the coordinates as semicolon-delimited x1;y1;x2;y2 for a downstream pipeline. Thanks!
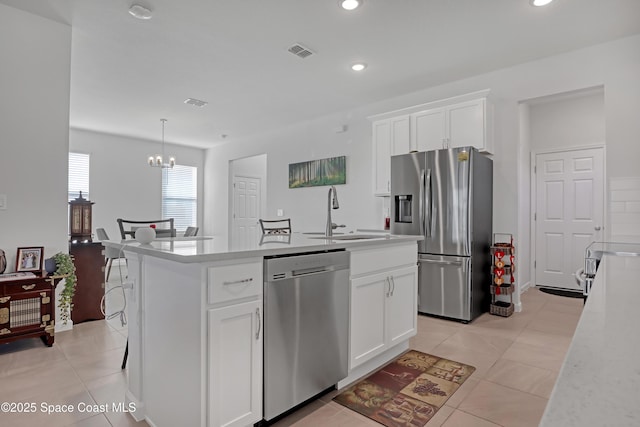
412;108;446;152
232;176;260;248
208;301;262;427
535;148;604;290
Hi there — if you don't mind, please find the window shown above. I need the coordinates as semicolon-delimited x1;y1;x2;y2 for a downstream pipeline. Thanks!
69;152;90;201
162;165;198;232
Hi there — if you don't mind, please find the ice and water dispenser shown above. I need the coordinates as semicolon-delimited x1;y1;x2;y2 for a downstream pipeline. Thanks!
395;195;413;223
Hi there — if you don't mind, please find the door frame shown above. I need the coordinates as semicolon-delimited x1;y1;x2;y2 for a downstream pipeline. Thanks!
529;143;606;288
230;174;263;247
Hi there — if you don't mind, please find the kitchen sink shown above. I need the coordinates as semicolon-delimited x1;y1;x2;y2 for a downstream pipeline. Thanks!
308;234;387;240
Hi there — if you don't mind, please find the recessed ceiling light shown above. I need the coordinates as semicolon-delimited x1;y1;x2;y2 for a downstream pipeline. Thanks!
340;0;363;11
530;0;554;6
128;4;152;20
351;63;367;72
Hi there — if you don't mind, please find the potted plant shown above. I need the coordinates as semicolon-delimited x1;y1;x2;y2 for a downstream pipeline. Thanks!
52;252;77;325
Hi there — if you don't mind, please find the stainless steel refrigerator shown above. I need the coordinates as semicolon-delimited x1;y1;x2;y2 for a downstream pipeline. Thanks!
391;147;492;322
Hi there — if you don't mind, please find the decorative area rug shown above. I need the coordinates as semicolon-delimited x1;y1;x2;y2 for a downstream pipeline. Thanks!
334;350;475;427
539;287;584;299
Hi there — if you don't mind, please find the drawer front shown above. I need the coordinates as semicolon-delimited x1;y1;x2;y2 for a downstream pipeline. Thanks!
208;260;263;305
349;243;418;277
3;278;51;295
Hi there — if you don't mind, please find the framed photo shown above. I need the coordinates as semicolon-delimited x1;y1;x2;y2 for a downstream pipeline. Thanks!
16;246;44;272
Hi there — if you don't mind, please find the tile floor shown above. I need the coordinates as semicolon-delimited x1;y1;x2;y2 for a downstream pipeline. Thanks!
0;270;583;427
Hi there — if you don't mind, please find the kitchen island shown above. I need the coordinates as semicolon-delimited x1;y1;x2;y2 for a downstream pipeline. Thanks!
540;253;640;426
104;232;421;427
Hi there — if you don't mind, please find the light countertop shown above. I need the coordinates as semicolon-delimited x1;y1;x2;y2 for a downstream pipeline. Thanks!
102;232;422;263
540;255;640;426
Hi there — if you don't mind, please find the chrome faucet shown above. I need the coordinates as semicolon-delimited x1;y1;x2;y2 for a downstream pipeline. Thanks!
325;186;340;237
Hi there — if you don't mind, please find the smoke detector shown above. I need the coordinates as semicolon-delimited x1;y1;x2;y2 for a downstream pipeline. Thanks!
288;44;315;59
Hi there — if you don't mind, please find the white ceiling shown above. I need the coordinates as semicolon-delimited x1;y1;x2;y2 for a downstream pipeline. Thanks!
2;0;640;148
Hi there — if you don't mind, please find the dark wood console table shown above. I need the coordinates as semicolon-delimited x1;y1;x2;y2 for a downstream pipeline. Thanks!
0;274;61;346
70;242;106;324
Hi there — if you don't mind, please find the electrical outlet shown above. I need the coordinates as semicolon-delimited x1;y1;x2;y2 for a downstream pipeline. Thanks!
277;209;284;217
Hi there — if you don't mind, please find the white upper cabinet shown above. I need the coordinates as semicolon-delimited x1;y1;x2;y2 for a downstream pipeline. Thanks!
411;107;447;152
412;98;490;153
372;115;410;196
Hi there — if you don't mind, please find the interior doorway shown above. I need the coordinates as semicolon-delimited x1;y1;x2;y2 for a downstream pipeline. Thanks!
532;147;604;290
229;154;267;248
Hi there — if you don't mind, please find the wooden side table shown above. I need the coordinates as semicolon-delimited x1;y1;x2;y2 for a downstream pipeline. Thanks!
0;275;62;346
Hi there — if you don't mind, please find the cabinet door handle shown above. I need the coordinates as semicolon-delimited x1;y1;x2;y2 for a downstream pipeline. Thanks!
22;284;36;291
223;277;253;286
255;307;261;340
385;277;391;298
390;276;396;297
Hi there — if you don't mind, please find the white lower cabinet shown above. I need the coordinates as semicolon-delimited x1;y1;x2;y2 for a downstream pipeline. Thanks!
208;300;263;427
350;265;418;369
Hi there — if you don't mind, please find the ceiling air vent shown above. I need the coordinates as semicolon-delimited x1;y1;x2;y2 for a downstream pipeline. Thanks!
184;98;208;107
288;44;314;59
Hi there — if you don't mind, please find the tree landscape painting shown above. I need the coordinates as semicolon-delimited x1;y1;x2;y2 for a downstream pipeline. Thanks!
289;156;346;188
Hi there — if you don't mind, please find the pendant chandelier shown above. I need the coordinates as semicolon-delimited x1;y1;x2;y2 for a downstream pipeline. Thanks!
148;118;175;168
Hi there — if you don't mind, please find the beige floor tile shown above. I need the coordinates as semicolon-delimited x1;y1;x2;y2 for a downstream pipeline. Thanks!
484;358;557;398
501;341;567;372
56;320;117;344
437;330;514;359
444;377;480;408
426;405;455;426
441;409;501;427
333;408;385;426
429;342;500;378
0;338;67;378
273;399;343;426
58;329;127;360
543;299;584;315
417;315;465;335
104;410;150;427
0;382;98;427
410;333;449;354
85;371;129;407
67;413;112;427
526;309;580;337
514;328;572;352
458;380;548;427
0;358;83;402
67;347;127;382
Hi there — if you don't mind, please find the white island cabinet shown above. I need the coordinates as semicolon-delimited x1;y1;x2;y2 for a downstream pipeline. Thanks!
106;234;421;427
343;243;418;386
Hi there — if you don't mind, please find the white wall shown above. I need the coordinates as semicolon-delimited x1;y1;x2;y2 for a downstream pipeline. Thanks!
529;88;605;151
205;112;382;241
0;4;71;268
609;177;640;242
205;34;640;302
69;128;206;240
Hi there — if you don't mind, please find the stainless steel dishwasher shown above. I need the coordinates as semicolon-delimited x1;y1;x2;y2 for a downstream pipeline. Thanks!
263;250;350;422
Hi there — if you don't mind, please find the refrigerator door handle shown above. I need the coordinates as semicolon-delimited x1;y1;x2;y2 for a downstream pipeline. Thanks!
419;169;426;236
425;169;432;237
419;258;462;266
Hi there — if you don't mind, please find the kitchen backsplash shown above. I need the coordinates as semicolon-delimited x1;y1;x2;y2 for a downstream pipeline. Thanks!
609;177;640;242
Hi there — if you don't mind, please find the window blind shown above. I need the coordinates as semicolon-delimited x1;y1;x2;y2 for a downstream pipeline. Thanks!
162;165;198;232
69;152;90;201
